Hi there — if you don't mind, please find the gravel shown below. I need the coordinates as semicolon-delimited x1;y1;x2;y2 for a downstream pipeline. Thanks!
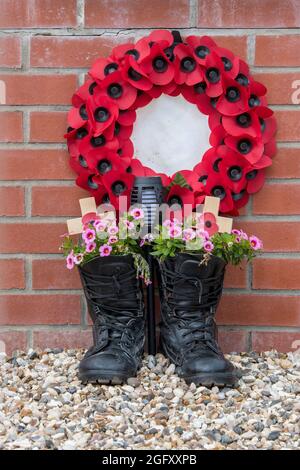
0;349;299;450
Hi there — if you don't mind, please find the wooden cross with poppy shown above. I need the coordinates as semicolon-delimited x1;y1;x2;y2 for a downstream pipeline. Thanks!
67;197;115;235
199;196;233;236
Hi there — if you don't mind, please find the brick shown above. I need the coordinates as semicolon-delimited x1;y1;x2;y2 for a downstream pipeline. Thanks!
253;259;300;290
254;73;300;106
0;0;77;28
0;37;21;68
31;186;88;216
0;259;25;289
198;0;300;28
211;36;247;59
218;329;249;353
0;112;23;142
266;148;300;179
224;261;248;289
0;187;25;216
0;223;65;254
33;329;92;350
0;294;81;325
252;331;300;352
85;0;190;28
30;111;67;143
236;221;300;252
32;259;82;290
253;184;300;215
0;149;73;180
30;36;121;68
255;35;300;67
275;111;300;142
0;74;77;105
0;331;27;355
217;294;300;326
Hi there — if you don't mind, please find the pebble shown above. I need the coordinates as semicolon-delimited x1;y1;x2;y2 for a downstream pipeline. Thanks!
0;349;299;449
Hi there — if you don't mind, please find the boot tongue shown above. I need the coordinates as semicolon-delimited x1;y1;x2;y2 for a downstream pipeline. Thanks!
175;253;226;279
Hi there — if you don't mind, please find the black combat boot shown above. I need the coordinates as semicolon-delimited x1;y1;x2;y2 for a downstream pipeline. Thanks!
158;253;237;386
78;255;145;384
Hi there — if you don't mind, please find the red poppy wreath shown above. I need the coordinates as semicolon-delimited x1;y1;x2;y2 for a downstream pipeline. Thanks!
65;30;276;215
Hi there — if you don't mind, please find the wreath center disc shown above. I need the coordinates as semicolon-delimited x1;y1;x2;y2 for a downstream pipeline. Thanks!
131;94;211;176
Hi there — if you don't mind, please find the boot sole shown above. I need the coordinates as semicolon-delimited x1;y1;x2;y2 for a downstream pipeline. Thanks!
179;370;238;387
78;370;131;385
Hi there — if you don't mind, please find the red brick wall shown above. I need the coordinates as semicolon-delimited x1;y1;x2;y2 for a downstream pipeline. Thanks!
0;0;300;355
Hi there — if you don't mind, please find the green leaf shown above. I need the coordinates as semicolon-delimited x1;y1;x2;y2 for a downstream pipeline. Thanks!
166;172;191;191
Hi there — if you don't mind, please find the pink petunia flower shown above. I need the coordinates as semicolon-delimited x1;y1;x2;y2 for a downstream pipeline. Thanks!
163;219;172;228
124;220;134;230
196;229;210;240
169;225;182;238
249;236;262;250
82;228;96;243
231;229;241;236
94;220;107;232
108;225;119;235
240;230;248;240
73;253;84;265
108;235;118;244
66;253;75;270
130;208;144;220
100;244;112;257
204;240;214;252
235;236;241;243
85;241;96;253
183;228;196;241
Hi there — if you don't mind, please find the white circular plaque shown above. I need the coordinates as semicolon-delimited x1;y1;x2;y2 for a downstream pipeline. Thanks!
131;94;211;176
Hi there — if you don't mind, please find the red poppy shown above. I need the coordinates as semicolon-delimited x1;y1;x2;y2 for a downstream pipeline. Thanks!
102;170;135;209
217;145;250;193
225;134;264;164
174;43;204;86
117;139;134;160
82;212;100;226
199;212;219;236
77;128;119;157
264;138;277;158
140;43;175;86
210;125;227;147
71;79;96;108
186;35;218;66
86;149;129;175
203;51;225;98
86;94;119;136
89;57;119;82
167;185;195;208
217;78;249;116
97;71;137;110
122;55;153;91
214;46;240;80
205;173;234;213
132;91;153;109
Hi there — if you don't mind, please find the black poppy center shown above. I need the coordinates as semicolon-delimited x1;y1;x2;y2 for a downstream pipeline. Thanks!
153;56;168;73
104;62;118;76
102;193;110;204
213;158;222;172
98;159;112;175
236;73;249;86
79;155;88;168
181;57;196;73
89;82;97;95
194;81;207;94
87;175;99;190
168;196;182;207
126;166;132;173
112;180;126;195
249;94;261;108
94;107;110;123
125;49;140;60
206;68;220;83
128;67;142;81
236;113;251;127
195;45;210;59
222;57;233;71
90;135;106;147
212;186;226;200
76;128;88;139
198;175;208;185
108;83;123;99
228;166;242;181
259;118;266;132
205;220;212;228
114;122;121;136
79;104;88;120
210;97;218;108
226;86;240;102
232;190;245;201
238;139;252;154
246;169;258;180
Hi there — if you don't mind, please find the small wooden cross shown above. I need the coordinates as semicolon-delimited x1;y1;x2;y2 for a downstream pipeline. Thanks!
67;197;115;235
201;196;233;233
